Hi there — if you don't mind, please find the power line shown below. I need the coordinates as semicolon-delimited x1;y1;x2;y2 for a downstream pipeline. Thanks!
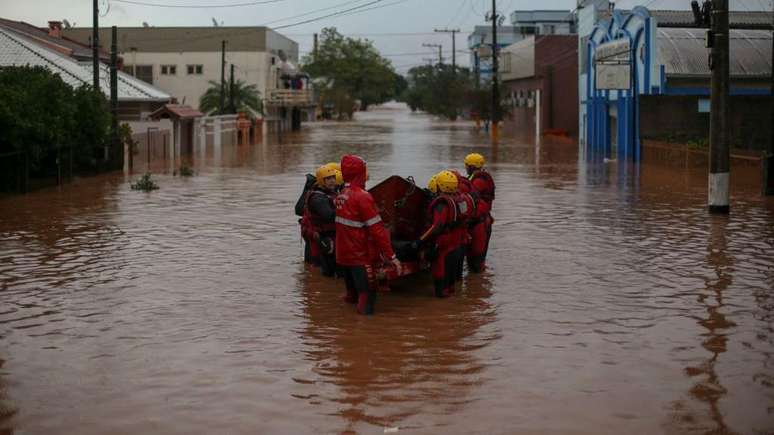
272;0;413;30
261;0;369;26
110;0;285;8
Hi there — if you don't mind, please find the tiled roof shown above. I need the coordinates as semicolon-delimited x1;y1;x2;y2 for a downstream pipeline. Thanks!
658;27;772;77
150;104;203;120
0;27;170;102
0;18;109;61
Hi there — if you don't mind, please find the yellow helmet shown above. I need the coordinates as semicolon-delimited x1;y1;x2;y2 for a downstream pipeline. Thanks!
334;169;344;186
464;153;485;169
435;170;458;194
326;162;341;171
427;174;439;193
316;164;338;187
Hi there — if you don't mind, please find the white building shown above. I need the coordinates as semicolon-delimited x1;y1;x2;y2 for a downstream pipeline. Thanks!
63;26;313;128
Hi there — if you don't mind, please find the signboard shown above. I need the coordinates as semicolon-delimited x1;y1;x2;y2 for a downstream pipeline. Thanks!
594;39;631;90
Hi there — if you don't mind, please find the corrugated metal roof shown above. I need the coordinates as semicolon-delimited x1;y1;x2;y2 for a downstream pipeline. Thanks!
651;10;773;29
657;27;772;77
0;27;170;102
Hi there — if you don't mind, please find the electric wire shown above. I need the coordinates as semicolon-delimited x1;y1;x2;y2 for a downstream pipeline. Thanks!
110;0;285;8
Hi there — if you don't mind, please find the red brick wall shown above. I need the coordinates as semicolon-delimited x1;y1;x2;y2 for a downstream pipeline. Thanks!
501;35;578;140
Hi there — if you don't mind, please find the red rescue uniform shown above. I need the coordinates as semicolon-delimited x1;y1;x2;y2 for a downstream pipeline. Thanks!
335;155;396;315
303;187;338;277
420;194;461;297
468;169;495;273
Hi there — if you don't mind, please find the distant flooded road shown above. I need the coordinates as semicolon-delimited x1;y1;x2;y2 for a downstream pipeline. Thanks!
1;103;773;434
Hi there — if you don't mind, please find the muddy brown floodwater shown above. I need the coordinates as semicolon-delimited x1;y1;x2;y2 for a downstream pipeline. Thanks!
1;103;773;434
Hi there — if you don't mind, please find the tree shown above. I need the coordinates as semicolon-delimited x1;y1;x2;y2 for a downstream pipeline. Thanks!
400;65;509;121
0;66;109;177
199;79;263;116
302;27;397;114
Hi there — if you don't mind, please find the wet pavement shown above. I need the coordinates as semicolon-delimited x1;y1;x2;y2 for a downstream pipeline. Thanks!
1;103;773;434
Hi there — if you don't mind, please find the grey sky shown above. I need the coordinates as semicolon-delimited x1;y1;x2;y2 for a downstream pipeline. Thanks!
1;0;770;72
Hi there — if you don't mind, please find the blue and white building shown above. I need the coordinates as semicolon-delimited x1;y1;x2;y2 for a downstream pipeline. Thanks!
579;6;773;161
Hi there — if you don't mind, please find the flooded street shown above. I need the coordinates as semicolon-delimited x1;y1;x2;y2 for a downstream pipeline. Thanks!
1;103;773;434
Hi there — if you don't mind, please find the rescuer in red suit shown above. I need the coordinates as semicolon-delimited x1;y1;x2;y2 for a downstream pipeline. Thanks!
417;171;461;298
303;164;341;277
450;170;477;281
335;155;402;315
464;153;495;273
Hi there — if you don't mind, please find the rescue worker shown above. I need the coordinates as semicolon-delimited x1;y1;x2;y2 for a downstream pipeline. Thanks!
416;170;461;298
464;153;495;273
335;155;402;315
450;170;477;281
296;171;318;264
303;164;339;277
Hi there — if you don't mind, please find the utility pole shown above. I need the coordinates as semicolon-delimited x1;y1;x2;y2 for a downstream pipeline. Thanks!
110;26;118;167
220;40;226;115
708;0;730;213
422;43;443;65
765;0;774;196
92;0;99;90
490;0;500;142
434;28;460;72
229;63;236;114
313;33;319;60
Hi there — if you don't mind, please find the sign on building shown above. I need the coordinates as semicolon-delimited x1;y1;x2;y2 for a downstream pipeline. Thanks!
594;39;631;90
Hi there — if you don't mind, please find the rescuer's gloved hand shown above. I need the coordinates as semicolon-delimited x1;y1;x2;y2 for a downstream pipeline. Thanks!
320;237;334;254
390;255;403;275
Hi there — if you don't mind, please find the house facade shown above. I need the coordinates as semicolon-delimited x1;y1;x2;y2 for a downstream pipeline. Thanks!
63;26;313;128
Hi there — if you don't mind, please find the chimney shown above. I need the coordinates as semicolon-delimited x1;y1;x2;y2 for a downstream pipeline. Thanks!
48;21;62;38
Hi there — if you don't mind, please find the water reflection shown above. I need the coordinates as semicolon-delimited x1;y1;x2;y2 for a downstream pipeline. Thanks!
295;267;497;433
675;216;736;433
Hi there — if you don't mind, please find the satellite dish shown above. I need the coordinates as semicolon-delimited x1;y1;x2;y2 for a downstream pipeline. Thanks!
142;21;149;28
211;18;219;27
62;19;72;29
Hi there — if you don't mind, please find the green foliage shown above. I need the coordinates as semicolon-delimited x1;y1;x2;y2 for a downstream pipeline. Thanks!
178;165;194;176
0;66;109;173
131;173;159;191
400;66;510;121
302;27;399;115
199;80;263;116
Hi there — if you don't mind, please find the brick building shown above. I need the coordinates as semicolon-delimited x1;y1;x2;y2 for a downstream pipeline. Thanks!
500;34;579;141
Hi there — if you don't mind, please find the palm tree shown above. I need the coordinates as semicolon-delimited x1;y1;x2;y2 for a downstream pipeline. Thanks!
199;80;263;116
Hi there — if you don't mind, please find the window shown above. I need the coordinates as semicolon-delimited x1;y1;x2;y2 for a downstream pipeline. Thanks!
544;25;556;35
187;64;203;75
124;65;153;84
136;65;153;84
161;65;176;75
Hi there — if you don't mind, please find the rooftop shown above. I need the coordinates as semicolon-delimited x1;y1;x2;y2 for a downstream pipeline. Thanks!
658;27;772;78
0;27;170;102
62;26;298;56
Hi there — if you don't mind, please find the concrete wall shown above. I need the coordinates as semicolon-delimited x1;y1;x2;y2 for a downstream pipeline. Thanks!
639;95;773;152
121;51;277;112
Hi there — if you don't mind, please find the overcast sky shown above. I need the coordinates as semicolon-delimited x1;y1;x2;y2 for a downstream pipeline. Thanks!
1;0;770;72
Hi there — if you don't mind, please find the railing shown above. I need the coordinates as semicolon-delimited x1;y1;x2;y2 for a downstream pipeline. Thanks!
265;89;315;107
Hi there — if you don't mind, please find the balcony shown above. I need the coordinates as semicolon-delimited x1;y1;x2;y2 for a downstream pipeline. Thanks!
265;89;315;108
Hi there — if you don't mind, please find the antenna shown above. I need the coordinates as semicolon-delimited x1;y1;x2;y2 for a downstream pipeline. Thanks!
212;17;219;27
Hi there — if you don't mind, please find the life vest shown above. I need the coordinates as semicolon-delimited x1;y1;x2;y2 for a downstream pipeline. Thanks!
455;192;477;225
427;194;458;229
303;189;337;235
470;170;495;203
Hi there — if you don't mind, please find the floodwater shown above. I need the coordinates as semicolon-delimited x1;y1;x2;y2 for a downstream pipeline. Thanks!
1;103;773;435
